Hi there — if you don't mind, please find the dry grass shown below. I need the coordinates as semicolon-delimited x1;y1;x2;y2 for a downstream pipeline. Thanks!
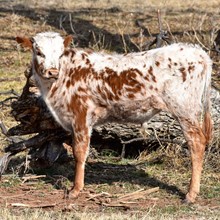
0;208;219;220
11;0;220;12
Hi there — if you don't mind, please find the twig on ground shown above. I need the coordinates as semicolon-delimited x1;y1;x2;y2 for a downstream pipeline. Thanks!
10;203;56;208
117;188;144;200
116;187;159;201
86;192;111;201
101;202;130;209
22;175;47;183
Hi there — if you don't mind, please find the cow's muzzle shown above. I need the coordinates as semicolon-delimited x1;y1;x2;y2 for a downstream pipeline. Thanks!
45;68;59;79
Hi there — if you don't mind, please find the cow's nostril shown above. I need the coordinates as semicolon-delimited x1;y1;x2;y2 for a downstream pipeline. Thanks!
46;69;58;79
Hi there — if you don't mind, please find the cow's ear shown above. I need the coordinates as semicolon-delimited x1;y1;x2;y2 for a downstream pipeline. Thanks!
63;35;73;48
16;36;33;50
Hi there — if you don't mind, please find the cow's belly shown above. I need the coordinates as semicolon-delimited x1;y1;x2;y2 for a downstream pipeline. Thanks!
95;97;165;125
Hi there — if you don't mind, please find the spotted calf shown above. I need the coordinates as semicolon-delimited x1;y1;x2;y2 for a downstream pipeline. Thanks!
16;32;213;203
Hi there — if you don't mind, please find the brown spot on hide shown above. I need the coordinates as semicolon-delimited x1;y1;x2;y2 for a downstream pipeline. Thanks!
66;79;71;88
63;50;71;57
128;93;135;99
50;85;58;98
148;66;157;82
81;53;88;60
70;66;92;84
86;58;90;65
155;61;160;67
144;75;150;81
149;85;153;90
188;65;195;73
148;66;153;75
101;67;145;101
179;67;187;82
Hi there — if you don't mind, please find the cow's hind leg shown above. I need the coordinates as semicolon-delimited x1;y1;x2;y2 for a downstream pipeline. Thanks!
178;119;207;203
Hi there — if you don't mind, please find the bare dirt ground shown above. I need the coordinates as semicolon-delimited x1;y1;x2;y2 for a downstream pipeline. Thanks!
0;0;220;219
0;157;219;217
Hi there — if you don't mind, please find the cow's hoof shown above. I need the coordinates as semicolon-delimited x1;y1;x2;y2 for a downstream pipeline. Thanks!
183;193;196;204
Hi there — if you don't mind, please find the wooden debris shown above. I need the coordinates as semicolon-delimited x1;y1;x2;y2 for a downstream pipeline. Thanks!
22;175;46;183
86;187;159;209
101;202;130;209
117;187;159;201
86;192;112;201
10;202;56;208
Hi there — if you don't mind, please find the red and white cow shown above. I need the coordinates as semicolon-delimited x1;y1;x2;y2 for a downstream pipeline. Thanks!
16;32;213;203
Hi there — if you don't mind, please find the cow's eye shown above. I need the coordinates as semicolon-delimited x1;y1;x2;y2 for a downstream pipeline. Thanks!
36;50;45;58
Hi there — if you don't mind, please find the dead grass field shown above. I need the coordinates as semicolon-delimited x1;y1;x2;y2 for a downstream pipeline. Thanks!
0;0;220;219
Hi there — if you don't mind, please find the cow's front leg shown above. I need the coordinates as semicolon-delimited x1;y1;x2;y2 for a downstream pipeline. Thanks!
71;115;91;198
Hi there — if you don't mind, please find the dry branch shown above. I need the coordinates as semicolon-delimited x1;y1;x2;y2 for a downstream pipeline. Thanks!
86;192;111;201
92;187;159;209
101;202;130;209
117;187;159;201
10;203;56;208
22;174;47;183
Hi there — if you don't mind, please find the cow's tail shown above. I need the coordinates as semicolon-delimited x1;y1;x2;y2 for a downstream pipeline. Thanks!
201;54;213;145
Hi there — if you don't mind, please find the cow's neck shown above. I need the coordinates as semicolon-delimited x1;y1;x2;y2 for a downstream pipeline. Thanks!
32;67;55;99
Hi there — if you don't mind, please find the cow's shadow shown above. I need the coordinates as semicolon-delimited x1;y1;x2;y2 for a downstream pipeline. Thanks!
28;158;186;200
86;161;186;199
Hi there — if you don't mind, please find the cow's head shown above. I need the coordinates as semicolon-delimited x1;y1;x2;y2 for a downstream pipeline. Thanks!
16;32;72;80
